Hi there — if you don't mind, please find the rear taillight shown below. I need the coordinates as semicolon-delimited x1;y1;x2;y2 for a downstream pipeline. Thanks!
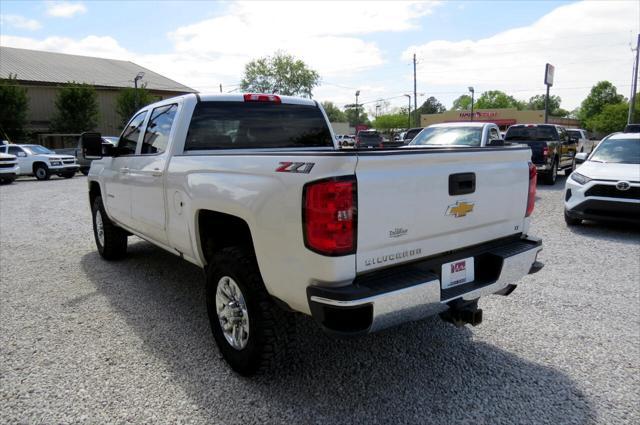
542;146;549;158
303;176;357;256
526;162;537;217
243;93;281;103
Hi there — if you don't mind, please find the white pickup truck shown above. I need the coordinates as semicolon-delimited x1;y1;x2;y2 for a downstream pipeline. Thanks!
84;93;543;375
0;144;79;180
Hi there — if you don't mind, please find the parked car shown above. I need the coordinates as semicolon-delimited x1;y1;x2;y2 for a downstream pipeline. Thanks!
355;129;383;148
624;124;640;133
402;127;424;142
335;134;356;148
566;128;596;154
564;132;639;226
83;92;543;376
504;124;578;185
0;144;79;180
0;152;20;184
409;122;504;148
54;135;118;175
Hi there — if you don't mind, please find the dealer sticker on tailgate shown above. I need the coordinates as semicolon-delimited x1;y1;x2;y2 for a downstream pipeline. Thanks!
441;257;475;289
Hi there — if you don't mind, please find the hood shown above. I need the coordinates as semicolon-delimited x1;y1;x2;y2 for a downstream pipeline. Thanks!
576;161;640;182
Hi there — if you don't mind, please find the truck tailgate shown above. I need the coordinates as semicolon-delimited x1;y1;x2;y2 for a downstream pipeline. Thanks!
354;147;532;273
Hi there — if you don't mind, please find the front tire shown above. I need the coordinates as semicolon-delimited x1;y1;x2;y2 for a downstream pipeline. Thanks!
92;195;128;260
34;164;50;181
205;247;295;376
564;209;581;226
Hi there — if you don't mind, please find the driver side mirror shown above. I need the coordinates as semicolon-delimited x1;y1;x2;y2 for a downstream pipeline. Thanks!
81;132;103;159
575;152;588;164
487;139;505;146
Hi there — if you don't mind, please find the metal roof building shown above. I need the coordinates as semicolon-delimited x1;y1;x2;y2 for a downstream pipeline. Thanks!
0;46;196;136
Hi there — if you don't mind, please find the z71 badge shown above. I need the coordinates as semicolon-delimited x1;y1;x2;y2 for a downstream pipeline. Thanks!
275;162;315;173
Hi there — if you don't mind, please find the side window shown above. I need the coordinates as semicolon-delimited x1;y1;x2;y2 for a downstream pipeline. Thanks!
489;127;500;140
118;111;148;155
8;146;25;156
558;127;567;142
141;104;178;155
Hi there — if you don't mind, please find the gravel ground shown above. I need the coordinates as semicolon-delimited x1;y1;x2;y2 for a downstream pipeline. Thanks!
1;174;639;425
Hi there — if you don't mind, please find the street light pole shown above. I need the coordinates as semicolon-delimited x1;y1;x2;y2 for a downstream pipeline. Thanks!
134;71;145;111
468;87;475;122
404;94;411;128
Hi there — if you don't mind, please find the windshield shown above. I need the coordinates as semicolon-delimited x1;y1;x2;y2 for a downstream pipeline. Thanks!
23;145;54;154
567;130;581;139
505;126;557;141
409;127;482;146
590;137;640;164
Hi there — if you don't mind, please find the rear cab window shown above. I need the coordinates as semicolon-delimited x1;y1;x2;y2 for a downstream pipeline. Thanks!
184;101;333;150
505;125;558;141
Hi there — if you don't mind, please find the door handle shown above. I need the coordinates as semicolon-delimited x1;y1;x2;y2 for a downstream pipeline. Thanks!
151;168;163;177
119;167;130;174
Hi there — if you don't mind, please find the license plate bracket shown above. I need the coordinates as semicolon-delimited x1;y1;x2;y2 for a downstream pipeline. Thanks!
441;257;475;289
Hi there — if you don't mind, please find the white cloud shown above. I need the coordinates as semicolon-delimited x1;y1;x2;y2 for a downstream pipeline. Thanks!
0;14;42;31
402;1;640;109
1;35;131;59
45;1;87;18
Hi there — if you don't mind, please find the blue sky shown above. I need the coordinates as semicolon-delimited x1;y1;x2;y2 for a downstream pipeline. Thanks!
1;1;638;113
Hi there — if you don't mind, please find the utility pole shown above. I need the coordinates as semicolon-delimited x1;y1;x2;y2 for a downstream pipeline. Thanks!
355;90;360;131
543;63;555;124
404;94;411;128
628;34;640;124
220;84;223;93
413;53;417;128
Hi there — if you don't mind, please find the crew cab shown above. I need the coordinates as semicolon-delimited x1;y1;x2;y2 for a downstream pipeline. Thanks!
566;128;596;154
504;124;577;185
0;144;79;180
0;152;20;184
409;122;504;147
84;93;543;376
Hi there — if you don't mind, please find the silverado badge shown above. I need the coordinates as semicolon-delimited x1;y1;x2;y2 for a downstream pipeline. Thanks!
446;201;474;218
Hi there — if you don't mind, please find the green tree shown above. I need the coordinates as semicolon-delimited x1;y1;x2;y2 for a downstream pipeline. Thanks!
475;90;524;110
415;96;446;114
579;81;625;122
344;106;370;127
373;113;409;132
452;94;472;111
116;85;155;126
50;82;99;133
321;101;346;122
0;74;29;142
240;52;320;97
587;102;629;134
527;94;568;117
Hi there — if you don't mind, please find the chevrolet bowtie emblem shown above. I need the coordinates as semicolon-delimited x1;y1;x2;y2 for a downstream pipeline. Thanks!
446;201;474;218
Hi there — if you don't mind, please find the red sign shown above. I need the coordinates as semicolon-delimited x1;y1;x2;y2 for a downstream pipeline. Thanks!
458;112;497;119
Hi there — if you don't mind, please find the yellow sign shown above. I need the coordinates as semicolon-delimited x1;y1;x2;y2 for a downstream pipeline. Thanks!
446;201;475;218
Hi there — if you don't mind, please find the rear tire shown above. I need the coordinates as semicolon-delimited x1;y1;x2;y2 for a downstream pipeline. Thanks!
205;247;295;376
92;195;128;260
564;209;581;226
34;164;50;181
543;160;558;185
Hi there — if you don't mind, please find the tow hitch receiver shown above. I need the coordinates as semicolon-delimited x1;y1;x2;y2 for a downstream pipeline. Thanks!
440;301;483;327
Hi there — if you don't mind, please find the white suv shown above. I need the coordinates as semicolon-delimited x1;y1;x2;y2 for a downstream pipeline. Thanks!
0;152;20;184
0;144;79;180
